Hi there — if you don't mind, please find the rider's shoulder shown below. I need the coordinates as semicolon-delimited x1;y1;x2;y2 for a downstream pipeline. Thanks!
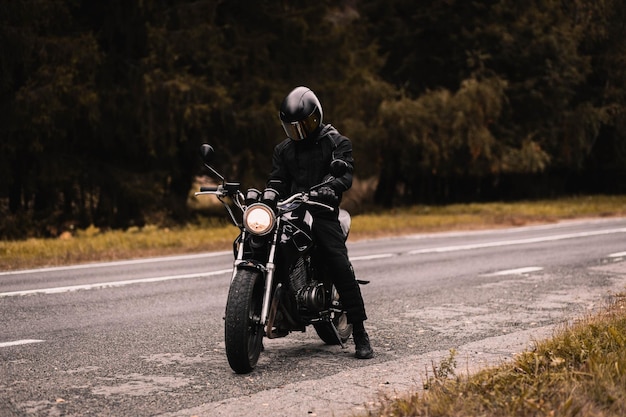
318;124;350;148
275;137;293;153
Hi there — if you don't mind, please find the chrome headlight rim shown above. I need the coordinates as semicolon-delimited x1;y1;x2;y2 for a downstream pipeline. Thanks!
243;203;276;236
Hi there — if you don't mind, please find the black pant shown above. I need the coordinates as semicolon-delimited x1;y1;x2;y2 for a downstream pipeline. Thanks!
312;215;368;324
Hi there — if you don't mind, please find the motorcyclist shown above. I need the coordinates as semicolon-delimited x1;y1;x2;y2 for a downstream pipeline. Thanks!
266;86;374;359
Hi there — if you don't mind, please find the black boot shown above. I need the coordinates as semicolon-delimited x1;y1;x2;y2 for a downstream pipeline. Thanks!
353;329;374;359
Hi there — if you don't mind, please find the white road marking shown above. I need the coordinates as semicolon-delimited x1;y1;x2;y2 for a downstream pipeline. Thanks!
608;251;626;258
0;269;231;298
485;267;544;276
0;339;45;348
0;251;230;276
351;254;394;261
408;227;626;255
3;226;624;298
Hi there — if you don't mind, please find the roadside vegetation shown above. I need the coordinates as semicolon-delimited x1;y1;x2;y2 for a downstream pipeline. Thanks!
1;194;626;271
2;194;626;416
363;292;626;417
3;2;626;241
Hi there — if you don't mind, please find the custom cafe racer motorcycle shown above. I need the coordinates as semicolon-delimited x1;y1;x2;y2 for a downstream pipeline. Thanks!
195;144;354;374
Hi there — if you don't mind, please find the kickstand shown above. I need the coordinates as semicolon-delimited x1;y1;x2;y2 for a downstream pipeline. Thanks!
329;320;346;349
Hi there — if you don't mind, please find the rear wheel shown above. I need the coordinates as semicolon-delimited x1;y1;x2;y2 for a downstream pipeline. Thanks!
224;269;265;374
313;285;352;345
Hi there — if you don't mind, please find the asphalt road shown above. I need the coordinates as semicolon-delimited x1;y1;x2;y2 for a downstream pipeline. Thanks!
2;217;626;417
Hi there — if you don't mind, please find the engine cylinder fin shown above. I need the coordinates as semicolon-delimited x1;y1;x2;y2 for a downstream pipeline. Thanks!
289;256;308;293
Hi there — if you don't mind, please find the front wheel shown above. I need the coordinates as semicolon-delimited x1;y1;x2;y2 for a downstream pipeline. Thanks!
313;285;352;345
224;269;265;374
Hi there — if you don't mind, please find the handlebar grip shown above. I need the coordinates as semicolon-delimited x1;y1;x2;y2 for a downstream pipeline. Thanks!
200;186;220;192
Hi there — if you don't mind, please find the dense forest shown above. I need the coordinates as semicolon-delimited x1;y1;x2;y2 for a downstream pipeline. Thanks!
1;0;625;239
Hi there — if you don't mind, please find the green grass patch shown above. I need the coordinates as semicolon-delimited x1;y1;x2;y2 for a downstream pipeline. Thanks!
365;293;626;417
1;194;625;271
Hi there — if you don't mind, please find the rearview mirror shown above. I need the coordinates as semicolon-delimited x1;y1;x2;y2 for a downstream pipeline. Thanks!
329;159;348;178
200;144;215;163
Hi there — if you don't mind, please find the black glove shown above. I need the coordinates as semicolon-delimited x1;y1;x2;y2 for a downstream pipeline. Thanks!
312;186;338;205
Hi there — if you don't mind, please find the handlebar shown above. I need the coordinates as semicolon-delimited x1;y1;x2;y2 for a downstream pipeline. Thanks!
200;186;220;192
195;184;227;198
196;185;223;195
277;192;335;212
278;192;305;206
195;187;334;214
195;182;242;198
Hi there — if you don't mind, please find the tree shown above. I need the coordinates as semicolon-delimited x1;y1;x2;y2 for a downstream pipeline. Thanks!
569;0;626;192
363;0;617;203
1;0;624;238
1;1;102;236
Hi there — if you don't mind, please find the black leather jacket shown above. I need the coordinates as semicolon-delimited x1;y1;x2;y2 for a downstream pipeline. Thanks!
267;124;354;203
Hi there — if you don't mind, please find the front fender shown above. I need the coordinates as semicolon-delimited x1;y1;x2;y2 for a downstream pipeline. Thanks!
236;259;267;274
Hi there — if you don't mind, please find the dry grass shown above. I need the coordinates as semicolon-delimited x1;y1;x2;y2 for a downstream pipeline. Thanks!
350;195;626;238
0;220;239;271
1;194;625;271
365;293;626;417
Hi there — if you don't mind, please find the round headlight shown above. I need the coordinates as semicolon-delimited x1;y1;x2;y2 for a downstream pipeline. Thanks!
243;203;276;236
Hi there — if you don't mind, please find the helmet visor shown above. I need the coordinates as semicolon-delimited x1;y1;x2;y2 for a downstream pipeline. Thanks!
281;109;320;141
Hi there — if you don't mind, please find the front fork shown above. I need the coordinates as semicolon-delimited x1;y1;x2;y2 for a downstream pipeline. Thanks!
260;219;281;331
231;219;281;335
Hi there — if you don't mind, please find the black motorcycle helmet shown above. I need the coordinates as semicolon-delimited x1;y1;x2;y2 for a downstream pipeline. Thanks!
279;86;323;141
